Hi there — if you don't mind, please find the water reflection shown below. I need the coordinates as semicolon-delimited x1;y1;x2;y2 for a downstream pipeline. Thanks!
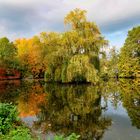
0;79;140;139
0;80;21;102
34;84;111;139
0;80;47;117
119;79;140;129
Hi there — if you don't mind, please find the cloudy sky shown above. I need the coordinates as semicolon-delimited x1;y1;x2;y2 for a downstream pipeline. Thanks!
0;0;140;49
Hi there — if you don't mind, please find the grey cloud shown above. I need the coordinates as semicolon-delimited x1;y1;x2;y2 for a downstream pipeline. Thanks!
0;4;40;32
0;0;139;40
99;14;140;33
0;1;66;39
86;0;140;33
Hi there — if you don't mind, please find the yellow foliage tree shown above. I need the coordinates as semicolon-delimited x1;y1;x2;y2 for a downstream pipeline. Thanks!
15;37;45;78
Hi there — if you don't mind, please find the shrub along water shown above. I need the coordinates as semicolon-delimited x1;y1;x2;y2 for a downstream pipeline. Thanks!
0;103;80;140
0;103;33;140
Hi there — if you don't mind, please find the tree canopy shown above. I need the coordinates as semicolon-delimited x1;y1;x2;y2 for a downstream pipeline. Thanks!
119;26;140;78
0;37;17;68
0;9;139;81
44;8;108;84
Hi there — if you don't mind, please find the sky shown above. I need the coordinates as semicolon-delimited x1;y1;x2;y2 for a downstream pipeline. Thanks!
0;0;140;49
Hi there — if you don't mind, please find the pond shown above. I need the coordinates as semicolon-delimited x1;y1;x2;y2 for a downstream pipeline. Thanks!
0;79;140;140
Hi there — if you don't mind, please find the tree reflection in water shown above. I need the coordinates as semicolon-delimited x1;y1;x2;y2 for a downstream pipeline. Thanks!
1;79;140;139
119;79;140;129
0;80;47;118
34;84;111;140
0;80;21;103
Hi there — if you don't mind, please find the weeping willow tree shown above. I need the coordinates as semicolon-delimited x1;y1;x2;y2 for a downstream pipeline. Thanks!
44;9;108;84
66;55;99;83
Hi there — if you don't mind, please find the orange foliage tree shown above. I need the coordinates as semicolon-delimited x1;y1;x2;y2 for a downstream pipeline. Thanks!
15;37;45;78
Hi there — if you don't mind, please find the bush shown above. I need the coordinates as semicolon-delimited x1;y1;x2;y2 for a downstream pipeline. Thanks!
52;133;80;140
0;103;19;134
0;103;33;140
0;126;32;140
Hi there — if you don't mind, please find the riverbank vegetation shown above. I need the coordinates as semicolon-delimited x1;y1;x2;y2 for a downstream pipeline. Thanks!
0;103;33;140
0;102;80;140
0;9;139;82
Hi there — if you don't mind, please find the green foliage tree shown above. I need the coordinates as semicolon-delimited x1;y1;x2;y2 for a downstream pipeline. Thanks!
119;26;140;78
107;47;119;78
100;46;119;79
44;9;108;84
0;37;18;69
66;54;99;83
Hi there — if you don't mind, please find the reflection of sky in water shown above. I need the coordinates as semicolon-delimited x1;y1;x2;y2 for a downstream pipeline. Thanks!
102;98;140;140
21;116;38;127
101;97;128;116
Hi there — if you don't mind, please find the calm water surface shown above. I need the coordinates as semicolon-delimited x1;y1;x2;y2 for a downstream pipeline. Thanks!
0;79;140;140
